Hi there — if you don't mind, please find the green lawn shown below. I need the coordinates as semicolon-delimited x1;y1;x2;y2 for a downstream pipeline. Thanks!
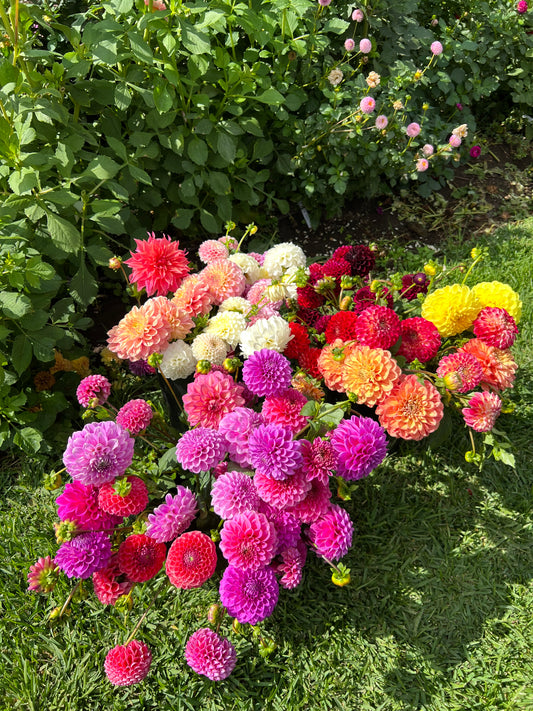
1;219;532;711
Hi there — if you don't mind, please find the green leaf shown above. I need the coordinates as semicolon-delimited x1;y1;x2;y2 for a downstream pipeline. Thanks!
70;260;98;307
208;171;231;195
159;445;177;473
102;0;133;14
153;81;174;113
300;400;318;417
115;84;132;111
199;208;219;233
0;292;32;318
107;136;128;161
46;212;81;253
85;156;121;180
8;168;39;195
171;209;195;229
255;87;285;105
31;335;56;361
217;132;236;163
187;137;208;166
19;310;49;331
128;164;152;185
322;18;350;34
11;335;32;375
181;26;211;54
13;426;42;454
128;30;154;63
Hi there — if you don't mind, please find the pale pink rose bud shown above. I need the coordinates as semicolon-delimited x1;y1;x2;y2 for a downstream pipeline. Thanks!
359;38;372;54
406;122;421;138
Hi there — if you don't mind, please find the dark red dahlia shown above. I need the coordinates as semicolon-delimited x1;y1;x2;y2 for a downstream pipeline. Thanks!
344;245;375;278
296;307;320;327
308;263;326;285
297;285;325;310
314;314;332;334
284;322;311;360
400;273;429;301
332;245;352;260
322;258;352;280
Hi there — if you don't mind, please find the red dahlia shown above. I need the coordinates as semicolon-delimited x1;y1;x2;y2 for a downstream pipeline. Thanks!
117;534;166;583
284;322;311;360
296;285;325;310
324;311;359;344
166;531;217;589
298;347;322;379
355;305;401;350
344;245;375;278
98;476;149;517
322;258;352;280
104;640;152;686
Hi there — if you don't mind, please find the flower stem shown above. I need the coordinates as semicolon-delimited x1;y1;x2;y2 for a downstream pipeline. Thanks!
59;580;81;618
125;577;170;645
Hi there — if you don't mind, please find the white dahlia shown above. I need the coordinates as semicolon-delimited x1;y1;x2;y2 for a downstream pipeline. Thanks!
261;242;307;280
191;333;230;365
205;311;247;348
239;315;292;358
160;340;196;380
229;253;261;285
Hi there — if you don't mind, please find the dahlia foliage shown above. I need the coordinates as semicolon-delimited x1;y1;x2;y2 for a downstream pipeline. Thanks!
31;231;520;685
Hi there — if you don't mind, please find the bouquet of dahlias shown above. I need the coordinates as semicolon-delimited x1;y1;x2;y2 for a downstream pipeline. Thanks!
29;230;521;686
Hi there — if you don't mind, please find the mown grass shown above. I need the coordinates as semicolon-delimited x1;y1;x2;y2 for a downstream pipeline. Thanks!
1;219;532;711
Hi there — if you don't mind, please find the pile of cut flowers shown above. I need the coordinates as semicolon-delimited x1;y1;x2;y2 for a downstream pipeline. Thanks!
29;228;522;686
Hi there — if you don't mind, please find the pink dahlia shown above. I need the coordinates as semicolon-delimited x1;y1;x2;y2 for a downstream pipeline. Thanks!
275;542;307;590
27;556;58;593
355;305;401;350
183;370;245;429
473;307;518;349
218;407;263;466
199;258;246;305
397;317;441;363
198;239;229;264
107;298;173;362
248;424;303;480
166;531;217;589
220;511;277;571
262;389;309;435
104;640;152;686
406;122;421;138
360;96;376;114
173;274;213;318
300;438;338;485
460;339;517;391
287;479;331;524
309;504;353;561
145;487;198;543
219;565;279;624
55;531;112;579
262;506;301;554
254;467;311;509
148;296;194;341
242;349;293;397
117;534;166;583
93;554;134;605
211;471;260;519
115;399;153;435
330;416;388;480
462;391;502;432
185;629;237;681
175;427;227;473
436;351;483;392
125;232;190;296
76;374;111;408
56;480;122;531
98;476;149;517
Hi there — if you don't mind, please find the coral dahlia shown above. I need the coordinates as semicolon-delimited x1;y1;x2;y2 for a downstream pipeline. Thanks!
183;370;245;429
166;531;217;589
376;374;444;440
462;391;502;432
473;307;518;349
98;476;149;517
341;346;401;406
459;339;517;391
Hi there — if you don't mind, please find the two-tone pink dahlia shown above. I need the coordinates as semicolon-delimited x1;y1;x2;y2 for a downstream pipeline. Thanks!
462;391;502;432
397;317;441;363
198;239;229;264
175;428;227;473
473;307;518;349
376;374;444;440
262;389;309;435
287;479;331;524
219;565;279;624
93;554;134;605
242;349;292;397
185;629;237;681
183;371;245;429
166;531;217;589
56;481;122;531
107;299;173;362
199;258;246;305
76;375;111;408
248;424;303;480
173;274;213;317
309;504;353;561
211;471;260;519
355;305;401;350
115;399;153;435
117;534;166;583
125;232;190;296
436;351;483;392
27;556;58;593
220;511;277;571
145;487;198;543
104;640;152;686
459;339;517;391
330;416;388;480
300;438;338;485
218;407;263;466
275;542;307;590
254;467;311;509
98;476;149;517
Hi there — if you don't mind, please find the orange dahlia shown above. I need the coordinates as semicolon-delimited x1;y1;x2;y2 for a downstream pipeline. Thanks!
318;339;359;392
149;296;194;340
107;299;172;362
376;374;444;440
341;345;401;406
459;338;517;391
199;259;246;305
421;284;481;337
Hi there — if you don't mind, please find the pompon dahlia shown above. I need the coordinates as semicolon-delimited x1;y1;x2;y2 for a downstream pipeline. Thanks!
330;416;387;480
397;317;441;363
314;314;332;334
287;479;331;524
471;281;522;322
107;299;172;362
63;421;134;487
76;375;111;408
341;346;401;406
173;274;213;318
116;399;152;435
56;480;122;531
283;322;311;361
248;424;303;480
55;531;112;579
254;467;311;509
421;284;481;337
308;262;326;284
211;471;260;519
27;556;58;593
298;347;322;379
275;542;307;590
376;374;444;440
185;629;237;681
400;273;429;301
436;351;483;392
296;285;325;310
200;258;246;305
262;242;306;280
242;349;292;397
459;339;517;391
198;239;229;264
462;391;502;432
191;332;229;365
146;488;197;543
93;554;134;605
344;245;375;278
262;389;309;435
104;640;152;686
176;428;227;473
125;232;190;296
355;305;401;350
218;407;263;466
318;339;359;393
117;534;166;583
220;511;277;571
239;316;292;358
160;340;197;380
309;504;353;561
300;438;338;485
262;506;301;554
219;565;279;624
229;252;262;284
98;476;149;517
166;531;217;589
183;370;245;429
323;257;352;280
473;307;518;349
325;311;359;344
296;307;320;328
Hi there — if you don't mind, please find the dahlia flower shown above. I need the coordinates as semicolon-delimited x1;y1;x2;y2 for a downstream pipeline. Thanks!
276;543;307;590
211;470;260;519
242;349;292;397
27;556;58;593
330;416;387;480
117;534;166;582
115;399;153;435
98;476;149;517
104;640;152;686
376;374;444;440
205;311;248;349
55;531;112;579
309;504;354;561
185;629;237;681
219;565;279;624
220;511;277;571
239;316;292;358
462;391;502;432
56;480;122;531
76;375;111;408
287;479;331;524
397;317;441;363
355;305;401;350
248;424;303;480
125;233;190;296
218;407;263;466
198;239;229;264
183;370;245;429
345;245;375;278
191;332;229;365
436;351;483;392
341;345;401;406
166;531;217;589
324;311;359;344
473;307;519;349
262;389;309;435
93;554;134;606
262;242;306;280
300;438;338;484
172;274;213;317
421;284;481;337
318;339;359;392
145;488;198;542
160;340;197;380
149;296;194;341
175;428;227;473
199;258;246;305
254;467;311;509
107;299;173;362
460;339;517;391
229;252;261;284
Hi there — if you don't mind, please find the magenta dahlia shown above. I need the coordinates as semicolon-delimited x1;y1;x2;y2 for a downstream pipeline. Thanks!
242;349;293;397
300;438;338;485
254;467;311;509
93;554;134;605
176;428;227;473
185;628;237;681
220;511;277;571
286;479;331;524
115;399;153;435
248;424;303;480
104;640;152;686
76;374;111;408
211;471;260;519
56;480;122;531
309;504;354;561
54;531;112;579
330;416;387;481
219;565;279;624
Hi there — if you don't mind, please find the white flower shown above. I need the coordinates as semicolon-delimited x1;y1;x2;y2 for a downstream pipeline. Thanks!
262;242;307;280
281;267;305;300
191;333;229;365
160;340;196;380
229;253;261;285
205;311;247;348
239;315;292;358
452;123;468;138
218;297;251;315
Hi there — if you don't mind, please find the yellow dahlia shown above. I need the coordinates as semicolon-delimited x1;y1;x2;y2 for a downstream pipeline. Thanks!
341;345;401;407
421;284;481;337
317;339;359;393
376;374;444;441
471;281;522;323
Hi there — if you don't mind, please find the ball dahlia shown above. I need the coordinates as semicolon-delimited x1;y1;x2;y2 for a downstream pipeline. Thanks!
56;480;122;531
262;389;309;435
242;349;293;397
98;476;149;517
115;399;153;435
421;284;481;337
471;281;522;322
254;467;311;509
239;315;292;358
341;346;401;406
376;374;444;440
330;416;388;480
166;531;217;589
191;332;229;365
199;258;246;305
93;555;134;606
104;640;152;686
125;232;190;296
173;273;213;318
300;437;338;485
283;322;310;361
473;307;518;349
211;471;260;520
459;339;517;391
198;239;229;264
309;504;354;561
324;311;359;344
436;351;483;392
185;629;237;681
107;299;173;362
397;317;441;363
160;340;197;380
146;488;198;543
55;531;112;579
220;511;277;571
218;407;263;467
176;428;227;473
117;534;166;583
355;305;401;350
76;374;111;408
248;424;303;480
183;370;245;429
219;565;279;624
